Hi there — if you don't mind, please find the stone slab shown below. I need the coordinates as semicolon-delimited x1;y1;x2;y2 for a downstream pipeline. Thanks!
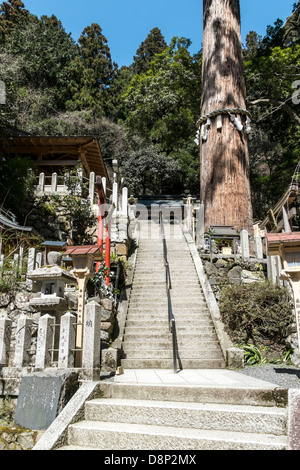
14;370;79;430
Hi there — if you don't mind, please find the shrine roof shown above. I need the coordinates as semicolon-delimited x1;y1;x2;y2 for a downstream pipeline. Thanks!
64;245;101;256
266;233;300;244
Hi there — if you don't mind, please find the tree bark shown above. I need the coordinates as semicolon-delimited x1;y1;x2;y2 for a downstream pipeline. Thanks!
200;0;253;233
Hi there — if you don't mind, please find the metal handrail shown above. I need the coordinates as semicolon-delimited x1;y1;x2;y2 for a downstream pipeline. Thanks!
159;212;181;373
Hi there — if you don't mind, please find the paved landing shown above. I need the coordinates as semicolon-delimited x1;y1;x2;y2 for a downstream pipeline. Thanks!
113;369;279;389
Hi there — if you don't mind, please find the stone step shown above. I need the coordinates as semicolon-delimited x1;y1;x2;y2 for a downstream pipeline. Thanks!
122;340;219;351
123;333;219;345
121;358;226;369
123;326;216;337
109;382;288;407
84;398;287;436
79;425;282;451
125;319;214;328
127;311;211;320
121;349;223;360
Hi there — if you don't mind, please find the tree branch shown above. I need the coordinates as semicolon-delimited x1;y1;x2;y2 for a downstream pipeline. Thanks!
250;98;300;125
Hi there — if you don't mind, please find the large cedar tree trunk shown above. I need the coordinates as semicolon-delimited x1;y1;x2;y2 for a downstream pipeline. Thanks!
200;0;253;233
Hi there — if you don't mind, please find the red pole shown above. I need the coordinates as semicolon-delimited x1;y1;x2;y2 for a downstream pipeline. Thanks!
105;221;111;286
95;177;106;273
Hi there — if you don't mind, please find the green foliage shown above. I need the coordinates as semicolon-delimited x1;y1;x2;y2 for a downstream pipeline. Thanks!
0;156;35;219
0;396;14;426
121;146;181;195
0;0;299;205
124;37;201;193
0;0;29;42
219;282;294;348
243;344;266;365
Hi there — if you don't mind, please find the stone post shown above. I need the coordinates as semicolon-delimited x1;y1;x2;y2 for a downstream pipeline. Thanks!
82;301;101;380
14;314;33;367
0;315;12;366
89;172;95;207
288;389;300;450
38;172;45;193
267;255;282;284
112;182;118;214
102;177;107;196
254;236;263;260
51;173;58;192
240;229;249;260
36;252;43;269
58;312;76;369
26;247;36;290
122;186;128;217
35;314;55;369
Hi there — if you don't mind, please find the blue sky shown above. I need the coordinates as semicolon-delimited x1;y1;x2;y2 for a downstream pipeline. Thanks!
22;0;296;66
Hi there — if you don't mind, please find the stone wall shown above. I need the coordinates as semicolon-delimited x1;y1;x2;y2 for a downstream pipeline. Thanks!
201;255;267;299
0;424;41;450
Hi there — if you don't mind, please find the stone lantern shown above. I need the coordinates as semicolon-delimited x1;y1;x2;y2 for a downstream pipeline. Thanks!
63;245;102;360
28;251;76;316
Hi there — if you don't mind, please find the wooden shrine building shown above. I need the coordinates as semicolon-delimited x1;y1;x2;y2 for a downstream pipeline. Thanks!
1;135;110;187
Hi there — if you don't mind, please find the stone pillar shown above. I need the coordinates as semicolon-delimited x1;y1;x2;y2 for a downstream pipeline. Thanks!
36;252;43;269
102;177;107;196
254;236;263;260
26;247;36;290
0;315;12;366
112;182;118;214
122;187;128;217
38;172;45;193
89;172;95;207
288;389;300;450
51;173;57;192
14;314;33;367
35;314;55;369
240;229;249;260
267;255;282;284
58;312;76;369
82;301;101;380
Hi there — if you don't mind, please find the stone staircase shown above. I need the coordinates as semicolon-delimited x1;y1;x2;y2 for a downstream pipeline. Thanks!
58;380;288;450
49;219;289;451
121;220;225;369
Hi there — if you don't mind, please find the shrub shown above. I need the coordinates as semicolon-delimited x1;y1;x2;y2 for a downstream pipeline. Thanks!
219;281;294;347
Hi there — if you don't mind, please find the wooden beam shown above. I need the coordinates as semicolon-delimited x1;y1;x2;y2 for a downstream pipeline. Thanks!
79;152;91;175
35;160;80;166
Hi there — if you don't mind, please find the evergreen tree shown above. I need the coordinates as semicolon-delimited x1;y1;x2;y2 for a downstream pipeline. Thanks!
132;27;167;75
0;0;29;41
66;23;116;115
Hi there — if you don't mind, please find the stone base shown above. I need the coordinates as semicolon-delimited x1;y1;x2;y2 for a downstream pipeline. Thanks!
226;348;244;369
